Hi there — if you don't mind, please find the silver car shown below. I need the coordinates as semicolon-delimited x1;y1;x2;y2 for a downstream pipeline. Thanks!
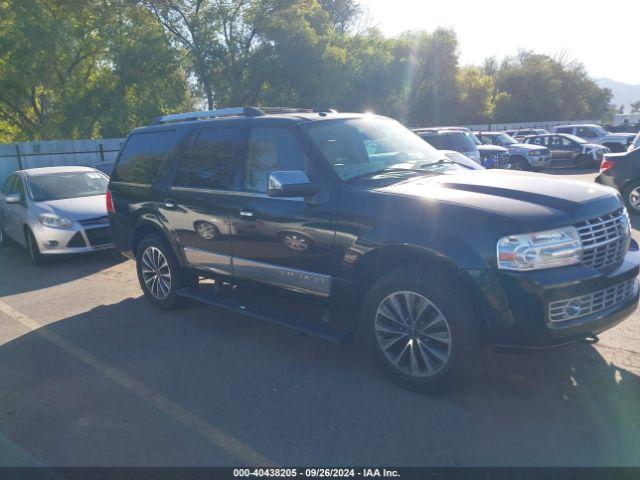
0;166;113;263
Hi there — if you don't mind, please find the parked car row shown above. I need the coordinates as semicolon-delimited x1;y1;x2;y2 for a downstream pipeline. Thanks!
2;107;639;394
100;106;639;393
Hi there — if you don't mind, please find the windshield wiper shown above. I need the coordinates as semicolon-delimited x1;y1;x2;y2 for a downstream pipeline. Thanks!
346;167;424;182
418;159;458;170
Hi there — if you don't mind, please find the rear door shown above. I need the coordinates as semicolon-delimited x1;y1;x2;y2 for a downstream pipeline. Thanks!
158;126;243;278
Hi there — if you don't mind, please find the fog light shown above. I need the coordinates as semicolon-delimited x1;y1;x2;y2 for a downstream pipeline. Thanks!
44;240;59;248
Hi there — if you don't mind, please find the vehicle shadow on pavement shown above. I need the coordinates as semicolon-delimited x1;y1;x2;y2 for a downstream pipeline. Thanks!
1;295;639;467
0;244;126;297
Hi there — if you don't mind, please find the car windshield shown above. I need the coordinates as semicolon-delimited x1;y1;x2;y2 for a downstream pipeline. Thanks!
28;171;108;202
496;133;517;145
305;118;464;181
421;131;477;152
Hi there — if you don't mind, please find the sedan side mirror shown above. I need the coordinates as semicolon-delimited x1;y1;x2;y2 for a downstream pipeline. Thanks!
4;193;20;204
268;171;318;198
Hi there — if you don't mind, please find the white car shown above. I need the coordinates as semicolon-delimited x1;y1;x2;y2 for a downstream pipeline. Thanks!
553;124;636;152
0;166;113;264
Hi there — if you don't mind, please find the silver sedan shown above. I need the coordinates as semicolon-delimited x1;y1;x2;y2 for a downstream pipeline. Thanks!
0;166;113;264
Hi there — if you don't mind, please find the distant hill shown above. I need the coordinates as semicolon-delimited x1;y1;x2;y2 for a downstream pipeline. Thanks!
596;78;640;112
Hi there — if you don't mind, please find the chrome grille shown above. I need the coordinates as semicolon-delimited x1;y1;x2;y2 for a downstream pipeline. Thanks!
548;278;637;323
576;209;629;272
494;153;510;169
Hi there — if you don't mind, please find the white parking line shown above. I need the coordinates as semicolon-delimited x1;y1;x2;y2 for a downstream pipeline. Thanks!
0;300;274;466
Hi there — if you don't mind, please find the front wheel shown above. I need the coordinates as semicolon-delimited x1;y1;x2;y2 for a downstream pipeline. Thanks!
509;156;530;171
623;181;640;215
136;234;194;310
25;228;43;265
0;221;9;247
361;267;486;394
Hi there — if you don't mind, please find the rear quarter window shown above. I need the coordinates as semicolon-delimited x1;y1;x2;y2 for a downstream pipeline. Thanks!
111;130;176;185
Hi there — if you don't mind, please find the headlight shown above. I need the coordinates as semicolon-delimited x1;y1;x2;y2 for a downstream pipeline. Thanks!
497;226;581;271
39;213;72;229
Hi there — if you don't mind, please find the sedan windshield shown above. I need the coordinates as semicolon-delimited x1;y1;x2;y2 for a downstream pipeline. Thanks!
305;118;464;181
495;133;517;145
28;171;108;202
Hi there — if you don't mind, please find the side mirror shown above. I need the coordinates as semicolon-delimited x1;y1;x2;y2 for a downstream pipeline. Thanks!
4;193;20;204
268;171;318;198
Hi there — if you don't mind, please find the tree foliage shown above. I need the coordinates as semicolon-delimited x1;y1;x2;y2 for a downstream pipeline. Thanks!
0;0;615;142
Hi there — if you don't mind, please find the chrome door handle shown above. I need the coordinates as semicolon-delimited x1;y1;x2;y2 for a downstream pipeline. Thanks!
163;199;177;209
239;209;256;219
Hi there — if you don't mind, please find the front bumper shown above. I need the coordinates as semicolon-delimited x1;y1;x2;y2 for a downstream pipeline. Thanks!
31;221;114;255
468;244;640;348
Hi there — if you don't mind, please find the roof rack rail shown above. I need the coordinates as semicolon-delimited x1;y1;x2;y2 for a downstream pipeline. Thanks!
150;106;265;125
150;106;338;125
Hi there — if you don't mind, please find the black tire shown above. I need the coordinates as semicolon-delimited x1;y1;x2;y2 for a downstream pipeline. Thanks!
24;228;44;265
623;180;640;215
0;221;9;247
360;266;486;394
577;154;595;169
509;156;530;171
135;234;195;310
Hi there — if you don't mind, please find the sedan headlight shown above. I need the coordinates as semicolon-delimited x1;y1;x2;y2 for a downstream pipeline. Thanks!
497;226;581;271
39;213;72;229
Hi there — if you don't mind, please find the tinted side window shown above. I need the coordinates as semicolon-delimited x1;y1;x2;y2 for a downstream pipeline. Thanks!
174;128;240;190
243;128;308;194
556;127;572;134
112;131;175;185
577;127;597;138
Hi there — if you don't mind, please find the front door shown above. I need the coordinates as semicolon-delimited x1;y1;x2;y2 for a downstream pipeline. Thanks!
0;174;27;243
228;126;337;299
159;126;243;278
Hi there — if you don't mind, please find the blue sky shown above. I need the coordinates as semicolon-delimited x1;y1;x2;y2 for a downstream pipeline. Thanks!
357;0;640;84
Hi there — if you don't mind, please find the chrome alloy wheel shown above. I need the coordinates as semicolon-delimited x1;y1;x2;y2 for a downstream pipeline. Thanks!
629;187;640;212
141;246;172;300
282;233;309;251
374;291;452;377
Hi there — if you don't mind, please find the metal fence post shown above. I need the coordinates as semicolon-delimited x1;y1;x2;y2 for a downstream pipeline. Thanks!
15;144;23;169
99;143;105;163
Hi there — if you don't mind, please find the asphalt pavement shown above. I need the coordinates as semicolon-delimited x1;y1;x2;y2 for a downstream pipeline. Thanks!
1;168;639;467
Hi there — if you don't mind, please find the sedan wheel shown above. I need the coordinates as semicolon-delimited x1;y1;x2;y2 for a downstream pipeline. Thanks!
374;290;452;378
141;246;172;300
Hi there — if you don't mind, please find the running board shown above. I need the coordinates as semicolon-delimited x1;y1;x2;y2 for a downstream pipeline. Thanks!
176;284;350;344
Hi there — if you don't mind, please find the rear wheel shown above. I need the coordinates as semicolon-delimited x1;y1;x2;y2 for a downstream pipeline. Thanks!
25;228;43;265
361;267;486;394
136;234;194;310
623;180;640;215
577;154;594;169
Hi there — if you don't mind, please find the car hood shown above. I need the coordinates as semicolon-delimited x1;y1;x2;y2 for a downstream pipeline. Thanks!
510;143;544;151
34;195;107;221
477;145;509;153
376;170;621;228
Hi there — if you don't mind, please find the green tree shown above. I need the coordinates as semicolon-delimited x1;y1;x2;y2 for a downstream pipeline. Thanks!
0;0;190;141
631;101;640;113
457;66;495;124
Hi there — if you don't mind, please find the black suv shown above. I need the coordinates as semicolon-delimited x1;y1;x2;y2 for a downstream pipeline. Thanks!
108;107;640;393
